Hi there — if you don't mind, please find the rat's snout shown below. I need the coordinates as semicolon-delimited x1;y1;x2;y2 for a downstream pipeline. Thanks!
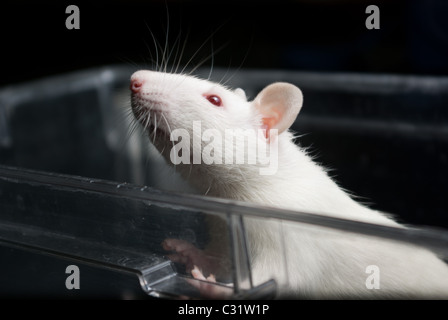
130;75;144;93
130;70;154;94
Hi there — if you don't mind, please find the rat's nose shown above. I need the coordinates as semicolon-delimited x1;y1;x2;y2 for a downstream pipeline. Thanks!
131;70;152;93
130;77;144;93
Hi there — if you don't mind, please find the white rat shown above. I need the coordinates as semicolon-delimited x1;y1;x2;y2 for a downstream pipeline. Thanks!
129;69;448;299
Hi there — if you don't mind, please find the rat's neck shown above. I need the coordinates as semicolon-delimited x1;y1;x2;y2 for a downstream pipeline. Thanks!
182;133;397;226
185;134;352;213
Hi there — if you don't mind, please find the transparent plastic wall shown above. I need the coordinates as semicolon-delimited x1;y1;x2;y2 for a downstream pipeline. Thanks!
1;65;448;298
0;165;270;298
1;165;448;299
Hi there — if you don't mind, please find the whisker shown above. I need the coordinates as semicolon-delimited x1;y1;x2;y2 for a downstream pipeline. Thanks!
169;29;183;74
175;27;190;74
221;34;254;87
126;119;141;140
180;19;229;75
152;113;158;145
145;21;162;71
204;182;212;196
117;56;141;69
162;2;171;73
144;110;152;131
218;61;232;86
208;37;214;81
188;41;230;77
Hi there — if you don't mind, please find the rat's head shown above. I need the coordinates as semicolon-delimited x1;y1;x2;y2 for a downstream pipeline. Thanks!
130;70;303;190
130;70;253;139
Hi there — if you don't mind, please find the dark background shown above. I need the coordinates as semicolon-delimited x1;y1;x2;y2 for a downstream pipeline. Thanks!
1;1;448;299
1;0;448;228
2;0;448;87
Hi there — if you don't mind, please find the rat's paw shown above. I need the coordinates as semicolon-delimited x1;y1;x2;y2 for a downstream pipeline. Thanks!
162;238;203;273
191;265;216;282
162;239;233;299
162;238;218;277
189;265;232;299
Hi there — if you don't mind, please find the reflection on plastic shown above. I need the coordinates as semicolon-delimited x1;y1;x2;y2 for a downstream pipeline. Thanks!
0;165;447;299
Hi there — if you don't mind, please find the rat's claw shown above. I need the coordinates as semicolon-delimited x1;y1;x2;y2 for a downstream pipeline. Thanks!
191;265;206;280
189;265;231;299
206;274;216;282
191;265;216;282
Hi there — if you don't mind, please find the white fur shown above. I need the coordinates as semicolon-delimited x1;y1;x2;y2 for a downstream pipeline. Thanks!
130;70;448;299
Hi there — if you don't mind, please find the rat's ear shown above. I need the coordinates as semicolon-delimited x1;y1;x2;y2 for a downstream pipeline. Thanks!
253;82;303;136
234;88;247;100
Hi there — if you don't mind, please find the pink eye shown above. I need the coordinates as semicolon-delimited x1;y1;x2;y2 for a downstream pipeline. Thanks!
205;95;222;107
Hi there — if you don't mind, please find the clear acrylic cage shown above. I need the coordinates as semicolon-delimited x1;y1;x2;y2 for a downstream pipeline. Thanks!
0;66;447;299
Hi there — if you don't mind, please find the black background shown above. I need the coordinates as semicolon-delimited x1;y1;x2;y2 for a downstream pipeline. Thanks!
2;0;448;87
1;0;448;301
1;0;448;228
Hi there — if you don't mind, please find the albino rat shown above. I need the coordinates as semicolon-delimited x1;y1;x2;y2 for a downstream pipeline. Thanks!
129;69;448;299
